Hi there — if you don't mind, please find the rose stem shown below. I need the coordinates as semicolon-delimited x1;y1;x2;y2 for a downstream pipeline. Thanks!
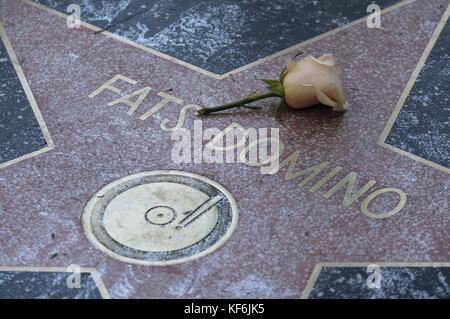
197;91;280;115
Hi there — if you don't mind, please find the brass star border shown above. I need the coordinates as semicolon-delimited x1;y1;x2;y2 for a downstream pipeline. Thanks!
0;266;110;299
378;2;450;175
23;0;416;80
302;4;450;297
19;0;450;175
0;24;54;170
301;262;450;298
0;0;447;299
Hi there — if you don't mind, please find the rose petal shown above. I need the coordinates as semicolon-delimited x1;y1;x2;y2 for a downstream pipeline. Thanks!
315;87;339;108
282;54;348;111
317;54;336;66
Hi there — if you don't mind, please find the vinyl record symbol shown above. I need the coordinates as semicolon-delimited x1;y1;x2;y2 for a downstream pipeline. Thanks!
82;170;239;265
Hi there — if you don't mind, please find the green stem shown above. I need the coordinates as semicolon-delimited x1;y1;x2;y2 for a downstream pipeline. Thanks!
198;91;280;115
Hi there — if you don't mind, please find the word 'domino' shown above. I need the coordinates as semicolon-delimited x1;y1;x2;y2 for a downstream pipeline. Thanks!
206;122;406;220
88;74;407;219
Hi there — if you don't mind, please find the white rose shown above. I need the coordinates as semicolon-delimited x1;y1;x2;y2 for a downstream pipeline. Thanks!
282;54;348;111
199;53;348;116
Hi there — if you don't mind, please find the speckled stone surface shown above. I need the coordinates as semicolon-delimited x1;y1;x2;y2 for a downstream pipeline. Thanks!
0;0;448;299
33;0;401;74
0;270;103;298
308;266;450;299
386;16;450;169
0;36;47;165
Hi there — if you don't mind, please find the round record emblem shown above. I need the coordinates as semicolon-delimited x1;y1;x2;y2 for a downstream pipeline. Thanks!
82;170;239;265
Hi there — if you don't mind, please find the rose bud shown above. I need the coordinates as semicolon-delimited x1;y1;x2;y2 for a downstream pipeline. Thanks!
282;54;348;112
198;53;348;117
